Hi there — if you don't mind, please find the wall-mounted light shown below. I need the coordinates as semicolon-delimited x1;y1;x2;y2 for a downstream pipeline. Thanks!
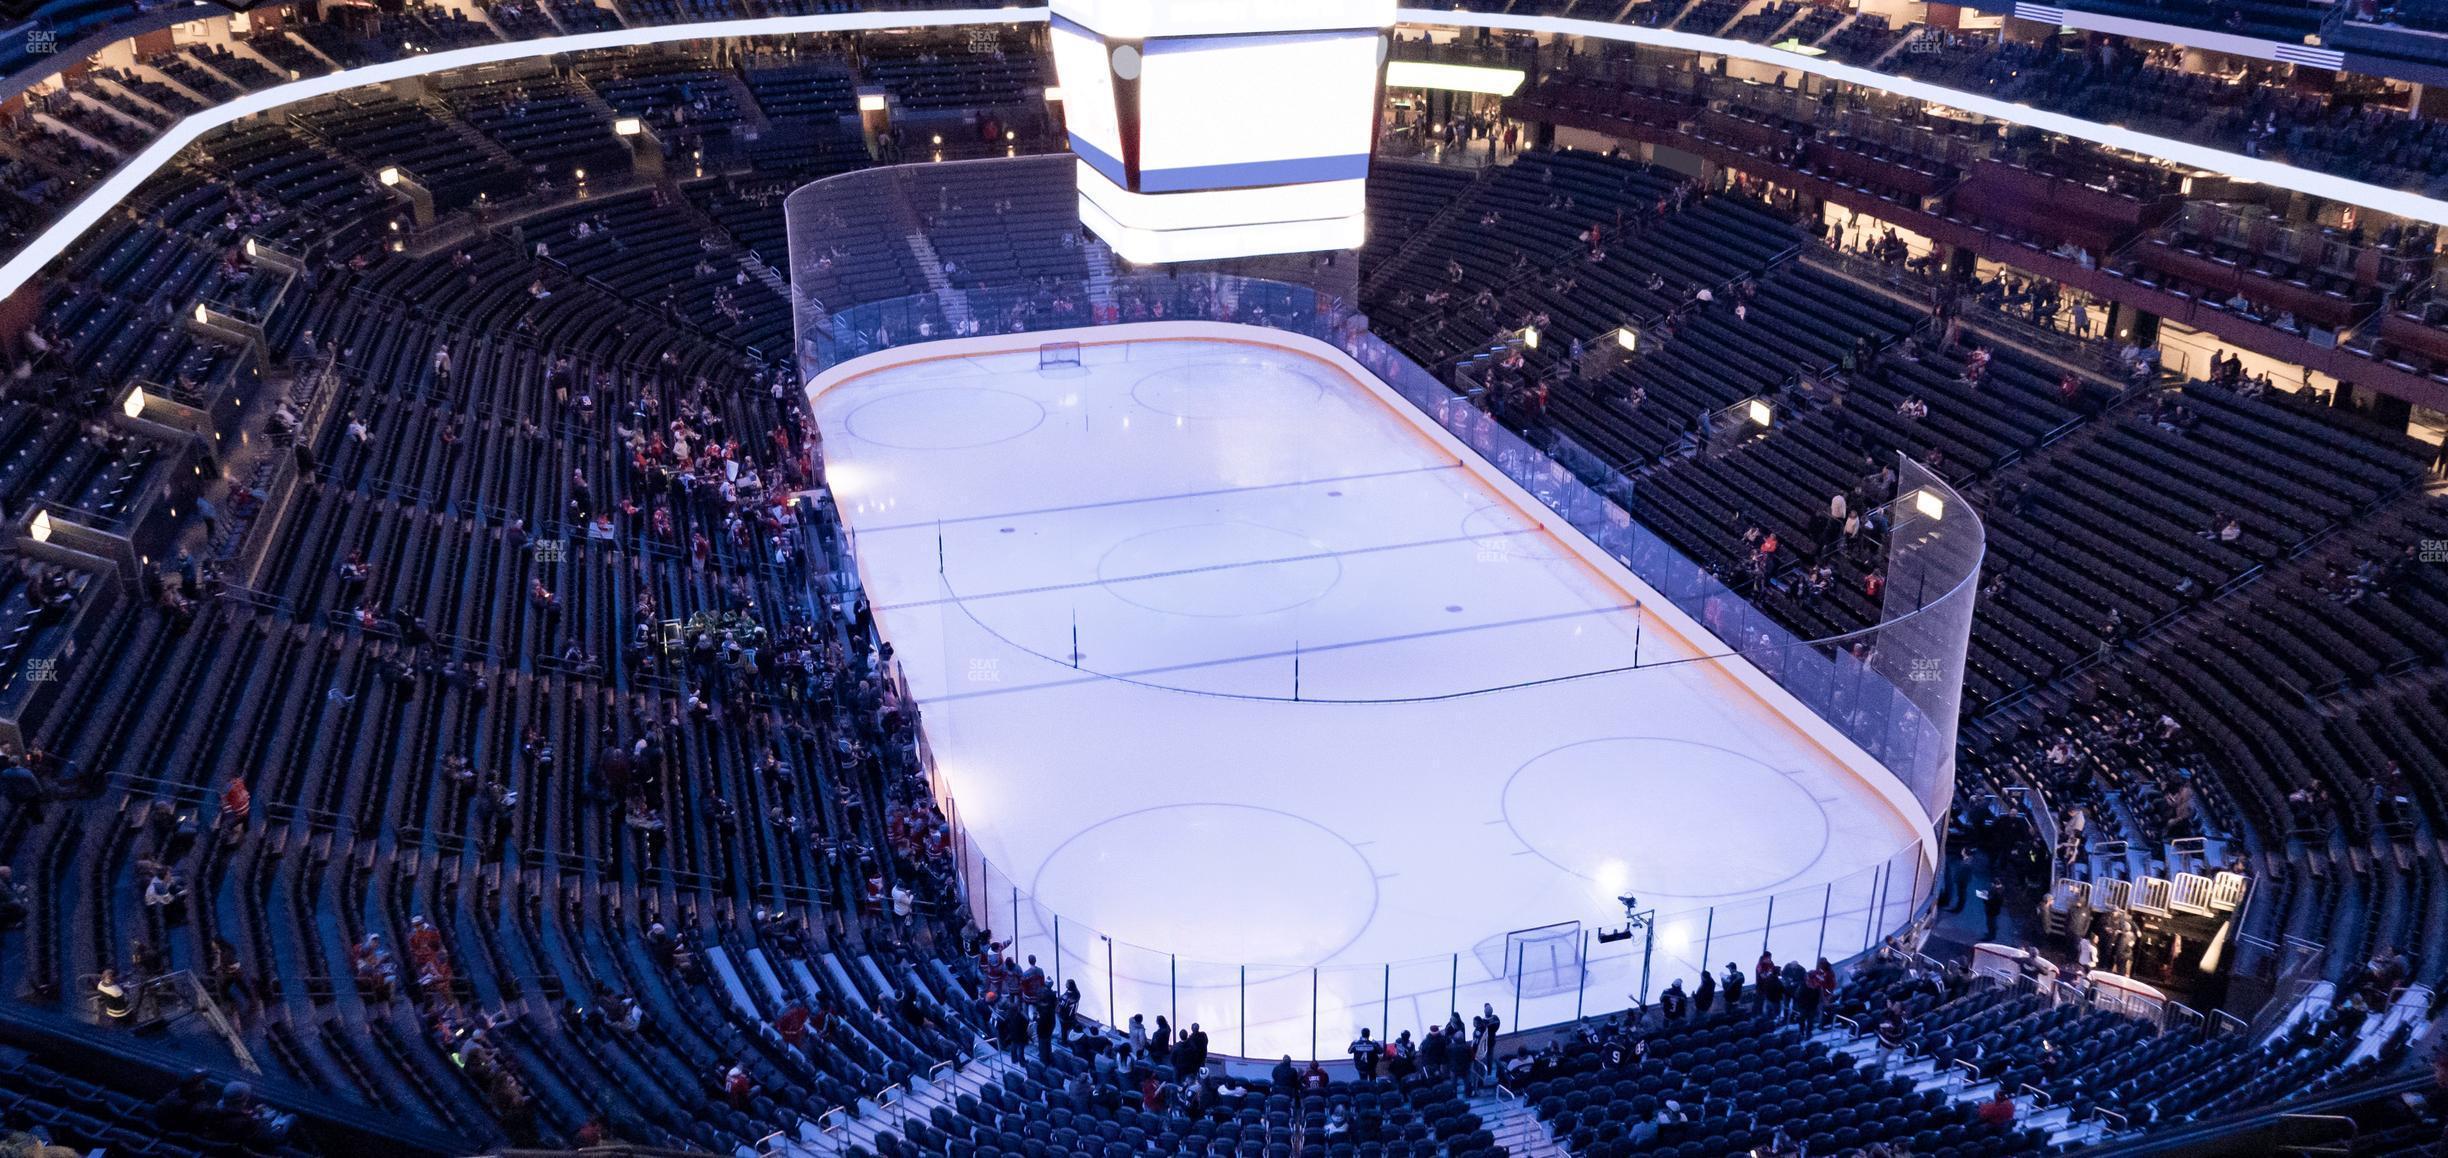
615;116;643;135
857;93;887;112
379;166;402;186
1746;398;1773;426
122;387;148;419
1521;325;1539;350
1614;326;1639;352
1912;488;1947;521
28;510;51;544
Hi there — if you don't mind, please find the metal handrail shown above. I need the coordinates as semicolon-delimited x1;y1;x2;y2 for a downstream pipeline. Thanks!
2276;1112;2358;1155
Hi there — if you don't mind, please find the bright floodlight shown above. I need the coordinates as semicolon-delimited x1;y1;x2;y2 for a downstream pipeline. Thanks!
1747;398;1774;426
1614;325;1639;352
1913;488;1948;521
1051;0;1393;263
615;116;644;135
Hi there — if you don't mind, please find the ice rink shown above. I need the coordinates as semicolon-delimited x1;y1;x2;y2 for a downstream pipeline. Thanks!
811;328;1930;1059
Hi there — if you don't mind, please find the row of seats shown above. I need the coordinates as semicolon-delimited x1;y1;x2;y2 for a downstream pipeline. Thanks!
0;39;1030;1156
1358;142;2447;1008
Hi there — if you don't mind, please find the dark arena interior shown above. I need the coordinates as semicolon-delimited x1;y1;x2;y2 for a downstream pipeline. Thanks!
0;0;2443;1155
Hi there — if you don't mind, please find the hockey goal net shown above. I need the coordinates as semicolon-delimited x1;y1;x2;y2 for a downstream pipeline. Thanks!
1037;340;1083;371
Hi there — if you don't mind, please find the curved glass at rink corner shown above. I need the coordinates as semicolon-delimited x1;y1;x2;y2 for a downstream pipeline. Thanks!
788;160;1982;1059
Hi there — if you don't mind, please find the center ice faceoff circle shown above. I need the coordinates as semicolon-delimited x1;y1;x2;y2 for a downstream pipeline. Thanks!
1504;737;1832;899
1095;521;1343;617
846;385;1046;449
1032;803;1378;966
1131;359;1330;419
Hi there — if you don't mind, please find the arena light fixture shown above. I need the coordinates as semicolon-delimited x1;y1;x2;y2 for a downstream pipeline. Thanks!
1041;85;1063;101
378;166;402;186
1746;398;1773;426
121;387;148;419
1912;488;1948;521
1613;325;1639;352
614;116;643;135
27;510;51;544
1520;325;1540;350
857;92;887;112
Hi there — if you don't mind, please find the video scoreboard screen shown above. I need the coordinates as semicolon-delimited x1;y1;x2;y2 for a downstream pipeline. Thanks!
1050;0;1393;263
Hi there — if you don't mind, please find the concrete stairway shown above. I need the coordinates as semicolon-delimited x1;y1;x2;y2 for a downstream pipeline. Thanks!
1082;239;1118;315
904;233;974;331
1472;1089;1571;1155
771;1042;1018;1156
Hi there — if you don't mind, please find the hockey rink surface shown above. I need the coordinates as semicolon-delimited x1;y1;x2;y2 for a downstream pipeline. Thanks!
810;329;1927;1058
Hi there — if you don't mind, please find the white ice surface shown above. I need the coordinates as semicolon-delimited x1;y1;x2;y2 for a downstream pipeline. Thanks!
814;335;1925;1058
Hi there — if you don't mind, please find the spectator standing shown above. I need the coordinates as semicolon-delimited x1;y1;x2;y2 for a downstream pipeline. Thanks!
1800;958;1837;1031
1348;1028;1383;1080
1755;952;1785;1020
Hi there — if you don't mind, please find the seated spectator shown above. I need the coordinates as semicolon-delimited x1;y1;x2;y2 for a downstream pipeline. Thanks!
0;866;25;928
1978;1088;2018;1127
